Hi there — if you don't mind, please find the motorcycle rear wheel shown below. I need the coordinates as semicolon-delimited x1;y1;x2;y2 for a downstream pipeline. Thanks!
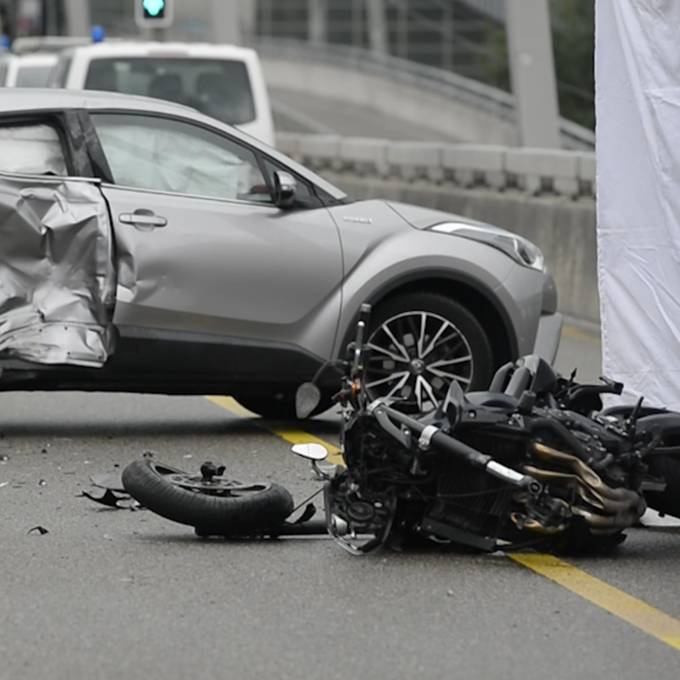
122;459;294;535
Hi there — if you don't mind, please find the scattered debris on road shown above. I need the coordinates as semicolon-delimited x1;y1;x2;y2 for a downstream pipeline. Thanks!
27;526;49;535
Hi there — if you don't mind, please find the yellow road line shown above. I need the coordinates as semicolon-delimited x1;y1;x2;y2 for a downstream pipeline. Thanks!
562;323;601;345
511;553;680;652
207;396;680;652
206;396;344;466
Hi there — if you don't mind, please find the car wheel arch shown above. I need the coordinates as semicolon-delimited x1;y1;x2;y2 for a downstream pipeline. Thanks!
337;274;518;371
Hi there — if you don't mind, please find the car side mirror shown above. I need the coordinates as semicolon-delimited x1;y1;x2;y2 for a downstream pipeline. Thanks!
273;170;297;208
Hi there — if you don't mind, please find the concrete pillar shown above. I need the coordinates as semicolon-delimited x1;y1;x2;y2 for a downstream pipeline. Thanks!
367;0;387;57
210;0;241;45
64;0;90;36
308;0;327;46
506;0;561;148
240;0;257;43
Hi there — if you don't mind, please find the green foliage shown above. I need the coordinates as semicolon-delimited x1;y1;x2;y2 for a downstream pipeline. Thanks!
550;0;595;129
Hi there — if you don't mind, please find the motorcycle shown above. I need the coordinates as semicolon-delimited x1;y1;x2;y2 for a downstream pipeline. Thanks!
121;304;680;554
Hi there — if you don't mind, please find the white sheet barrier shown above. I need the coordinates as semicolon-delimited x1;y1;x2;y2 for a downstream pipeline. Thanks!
596;0;680;408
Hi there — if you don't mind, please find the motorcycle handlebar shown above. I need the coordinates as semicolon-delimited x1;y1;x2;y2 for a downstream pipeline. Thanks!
372;402;542;495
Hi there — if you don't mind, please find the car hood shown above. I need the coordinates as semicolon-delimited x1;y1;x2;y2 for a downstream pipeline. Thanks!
386;201;508;234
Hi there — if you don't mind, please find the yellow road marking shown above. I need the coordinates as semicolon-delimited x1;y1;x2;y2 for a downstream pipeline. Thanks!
207;396;680;652
206;396;344;466
511;553;680;652
562;323;601;345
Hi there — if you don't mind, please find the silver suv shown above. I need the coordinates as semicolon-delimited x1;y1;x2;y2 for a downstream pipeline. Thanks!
0;90;560;417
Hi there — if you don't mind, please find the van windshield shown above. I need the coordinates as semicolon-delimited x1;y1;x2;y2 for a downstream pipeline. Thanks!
16;64;54;87
84;57;256;125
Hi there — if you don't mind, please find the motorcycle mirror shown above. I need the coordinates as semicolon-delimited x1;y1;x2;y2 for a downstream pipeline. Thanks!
291;442;329;462
295;382;322;419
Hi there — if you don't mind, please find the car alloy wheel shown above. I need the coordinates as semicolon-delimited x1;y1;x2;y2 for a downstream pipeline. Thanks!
364;310;474;411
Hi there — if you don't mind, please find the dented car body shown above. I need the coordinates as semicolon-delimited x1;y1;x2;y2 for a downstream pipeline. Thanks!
0;90;561;414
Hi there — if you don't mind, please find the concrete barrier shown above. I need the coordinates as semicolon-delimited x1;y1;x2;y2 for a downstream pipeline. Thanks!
277;133;599;323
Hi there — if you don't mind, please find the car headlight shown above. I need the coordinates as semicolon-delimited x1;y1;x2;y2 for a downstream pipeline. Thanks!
429;222;545;272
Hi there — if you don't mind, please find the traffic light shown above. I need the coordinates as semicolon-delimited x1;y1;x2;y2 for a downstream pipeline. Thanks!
135;0;174;29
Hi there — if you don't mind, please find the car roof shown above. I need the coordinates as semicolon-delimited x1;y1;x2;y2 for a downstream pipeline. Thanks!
0;89;347;201
0;87;199;117
64;41;258;61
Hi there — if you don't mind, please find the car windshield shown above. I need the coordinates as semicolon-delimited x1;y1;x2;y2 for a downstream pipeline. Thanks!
84;57;256;125
15;64;54;87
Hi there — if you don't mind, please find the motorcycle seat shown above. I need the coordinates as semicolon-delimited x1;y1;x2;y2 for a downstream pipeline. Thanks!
465;391;519;411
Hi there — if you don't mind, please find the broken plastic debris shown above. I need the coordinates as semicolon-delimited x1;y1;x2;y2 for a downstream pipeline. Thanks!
80;488;141;511
0;481;8;489
27;526;49;535
38;479;47;486
89;471;124;493
0;454;9;463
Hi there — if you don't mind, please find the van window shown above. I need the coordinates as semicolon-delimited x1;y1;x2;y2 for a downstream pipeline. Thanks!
15;64;54;87
0;124;68;176
85;57;256;125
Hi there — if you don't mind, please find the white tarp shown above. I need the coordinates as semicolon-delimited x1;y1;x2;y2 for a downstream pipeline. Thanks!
596;0;680;408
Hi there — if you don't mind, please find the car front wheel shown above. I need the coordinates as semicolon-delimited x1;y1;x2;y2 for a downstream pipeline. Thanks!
364;292;494;411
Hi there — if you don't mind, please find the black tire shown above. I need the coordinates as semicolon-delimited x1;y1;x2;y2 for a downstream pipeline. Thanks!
364;292;494;410
235;392;333;420
645;455;680;519
122;460;294;534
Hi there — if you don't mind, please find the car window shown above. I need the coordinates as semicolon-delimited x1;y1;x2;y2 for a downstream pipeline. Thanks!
15;64;54;87
85;58;256;125
0;123;68;175
91;113;272;203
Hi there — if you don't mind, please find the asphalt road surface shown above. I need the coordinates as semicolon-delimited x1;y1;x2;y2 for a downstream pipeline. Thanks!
271;88;459;141
2;324;680;680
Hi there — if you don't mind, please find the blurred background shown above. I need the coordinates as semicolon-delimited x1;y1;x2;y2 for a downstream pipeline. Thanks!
0;0;594;139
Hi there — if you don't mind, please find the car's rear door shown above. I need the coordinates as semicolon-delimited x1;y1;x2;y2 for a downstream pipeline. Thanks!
87;111;343;375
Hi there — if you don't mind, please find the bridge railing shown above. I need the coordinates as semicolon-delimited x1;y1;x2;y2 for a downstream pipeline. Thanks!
277;133;596;200
257;37;595;151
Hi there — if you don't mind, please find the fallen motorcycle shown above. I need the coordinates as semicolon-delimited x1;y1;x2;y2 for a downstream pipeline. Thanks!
121;304;680;554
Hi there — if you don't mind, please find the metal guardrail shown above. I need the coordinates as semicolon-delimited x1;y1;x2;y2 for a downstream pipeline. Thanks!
277;133;596;199
256;37;596;151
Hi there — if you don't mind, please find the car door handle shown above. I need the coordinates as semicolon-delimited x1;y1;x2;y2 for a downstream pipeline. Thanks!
119;210;168;229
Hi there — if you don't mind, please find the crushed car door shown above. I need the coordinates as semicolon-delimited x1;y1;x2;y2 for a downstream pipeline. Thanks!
0;120;115;367
88;112;343;369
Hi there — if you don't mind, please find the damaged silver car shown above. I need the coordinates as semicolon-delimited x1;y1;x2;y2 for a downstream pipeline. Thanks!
0;90;561;417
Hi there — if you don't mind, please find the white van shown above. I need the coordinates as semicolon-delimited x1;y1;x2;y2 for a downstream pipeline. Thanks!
48;42;274;146
0;53;58;87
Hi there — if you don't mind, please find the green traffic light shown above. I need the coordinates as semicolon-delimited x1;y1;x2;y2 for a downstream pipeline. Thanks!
143;0;165;18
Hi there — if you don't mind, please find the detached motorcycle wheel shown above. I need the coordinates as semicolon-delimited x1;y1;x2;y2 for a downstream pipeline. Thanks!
122;460;294;535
